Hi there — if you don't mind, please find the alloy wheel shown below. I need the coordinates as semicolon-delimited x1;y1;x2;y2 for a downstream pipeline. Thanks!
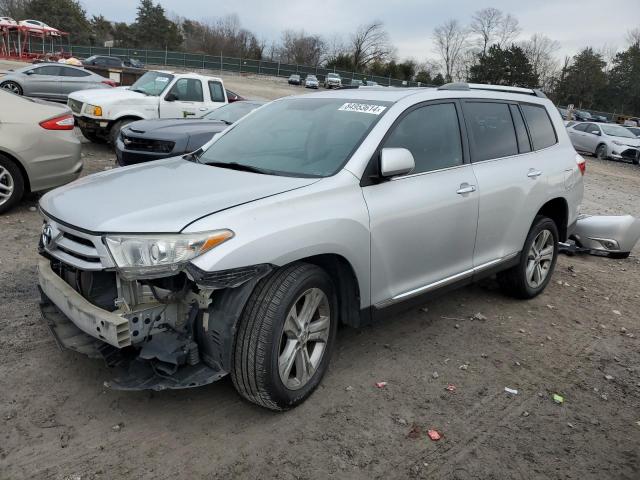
0;166;15;207
1;82;21;95
278;288;331;390
526;229;554;289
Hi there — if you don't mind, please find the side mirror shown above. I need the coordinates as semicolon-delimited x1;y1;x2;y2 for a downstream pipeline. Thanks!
165;93;178;102
591;130;600;136
380;148;415;178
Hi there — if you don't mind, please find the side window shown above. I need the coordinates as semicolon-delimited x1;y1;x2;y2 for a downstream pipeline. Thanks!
383;103;463;174
510;105;532;153
520;104;557;150
573;123;587;132
586;123;600;135
208;81;226;102
60;67;91;77
168;78;204;102
107;58;121;67
32;66;61;76
464;102;518;161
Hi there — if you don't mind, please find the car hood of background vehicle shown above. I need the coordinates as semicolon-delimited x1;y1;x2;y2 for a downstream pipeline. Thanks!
68;87;154;106
126;119;228;140
39;158;318;233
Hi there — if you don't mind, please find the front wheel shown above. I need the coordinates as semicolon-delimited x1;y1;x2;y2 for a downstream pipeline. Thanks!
596;144;608;160
231;263;337;410
80;127;107;144
498;216;559;299
1;81;23;96
108;119;134;147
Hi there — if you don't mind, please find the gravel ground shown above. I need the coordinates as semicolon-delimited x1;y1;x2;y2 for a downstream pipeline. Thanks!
1;71;639;479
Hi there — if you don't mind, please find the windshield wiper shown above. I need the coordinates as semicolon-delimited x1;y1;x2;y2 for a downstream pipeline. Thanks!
205;161;270;175
131;88;150;96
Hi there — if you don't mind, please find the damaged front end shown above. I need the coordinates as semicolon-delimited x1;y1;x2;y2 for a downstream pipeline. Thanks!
37;216;271;391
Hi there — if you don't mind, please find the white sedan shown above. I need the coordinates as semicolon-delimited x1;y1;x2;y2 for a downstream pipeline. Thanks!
566;122;640;164
0;16;18;27
18;19;60;35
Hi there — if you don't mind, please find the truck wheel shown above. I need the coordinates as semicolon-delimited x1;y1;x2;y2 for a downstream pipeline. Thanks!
231;262;338;410
0;155;25;214
109;119;134;146
80;128;106;144
498;216;559;299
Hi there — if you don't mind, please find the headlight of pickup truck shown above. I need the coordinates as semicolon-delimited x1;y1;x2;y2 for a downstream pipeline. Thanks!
83;104;102;116
104;230;233;279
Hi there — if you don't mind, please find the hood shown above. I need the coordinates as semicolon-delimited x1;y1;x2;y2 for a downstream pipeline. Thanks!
69;87;156;106
610;136;640;147
126;119;228;139
39;157;318;233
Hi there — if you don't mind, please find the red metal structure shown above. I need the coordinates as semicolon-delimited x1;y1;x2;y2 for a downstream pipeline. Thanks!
0;24;70;61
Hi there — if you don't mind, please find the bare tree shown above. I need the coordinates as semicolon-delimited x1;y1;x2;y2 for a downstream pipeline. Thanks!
276;30;325;65
626;27;640;46
349;21;393;70
470;7;503;55
433;19;469;82
597;43;618;72
0;0;28;18
521;33;560;89
497;14;521;48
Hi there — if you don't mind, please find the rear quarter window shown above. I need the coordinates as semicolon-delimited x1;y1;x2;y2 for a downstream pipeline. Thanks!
521;104;557;150
464;101;518;162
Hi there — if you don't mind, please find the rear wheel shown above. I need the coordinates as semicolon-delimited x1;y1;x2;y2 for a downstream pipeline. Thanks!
0;155;25;214
1;81;23;96
498;216;559;299
231;263;337;410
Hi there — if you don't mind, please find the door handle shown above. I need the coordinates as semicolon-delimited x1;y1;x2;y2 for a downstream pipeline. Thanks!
527;169;543;178
456;184;476;195
198;107;208;111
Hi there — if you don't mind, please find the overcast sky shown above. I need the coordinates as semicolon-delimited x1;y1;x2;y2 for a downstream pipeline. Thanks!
84;0;639;61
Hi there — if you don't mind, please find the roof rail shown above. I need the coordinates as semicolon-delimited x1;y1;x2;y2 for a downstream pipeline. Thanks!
438;82;547;99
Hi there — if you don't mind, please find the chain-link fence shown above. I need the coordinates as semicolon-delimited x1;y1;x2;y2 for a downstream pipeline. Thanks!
42;45;425;88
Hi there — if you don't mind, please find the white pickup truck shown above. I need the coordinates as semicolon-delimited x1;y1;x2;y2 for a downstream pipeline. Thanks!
67;71;228;144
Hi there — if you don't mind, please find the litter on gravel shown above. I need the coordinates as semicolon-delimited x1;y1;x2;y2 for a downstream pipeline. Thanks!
445;384;457;392
553;394;564;404
375;381;388;389
427;429;442;441
504;387;518;395
472;312;487;321
407;424;421;439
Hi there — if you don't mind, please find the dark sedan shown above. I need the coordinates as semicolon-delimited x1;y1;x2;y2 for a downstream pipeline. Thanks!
115;100;265;166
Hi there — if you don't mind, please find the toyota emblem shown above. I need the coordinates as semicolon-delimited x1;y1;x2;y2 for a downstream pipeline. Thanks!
41;223;53;247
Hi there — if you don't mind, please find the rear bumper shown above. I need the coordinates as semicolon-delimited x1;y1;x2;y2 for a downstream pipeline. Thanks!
24;131;82;192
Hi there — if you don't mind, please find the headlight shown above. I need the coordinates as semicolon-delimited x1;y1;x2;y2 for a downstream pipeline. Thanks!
612;140;624;146
83;104;102;116
104;230;233;279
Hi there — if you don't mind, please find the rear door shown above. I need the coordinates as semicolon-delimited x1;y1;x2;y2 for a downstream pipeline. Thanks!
464;100;555;267
364;101;479;306
57;66;96;96
159;78;205;118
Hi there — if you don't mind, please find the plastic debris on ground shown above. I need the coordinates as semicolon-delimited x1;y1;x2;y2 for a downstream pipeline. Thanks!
472;312;487;321
427;429;442;441
445;384;456;392
504;387;518;395
375;381;388;389
553;393;564;404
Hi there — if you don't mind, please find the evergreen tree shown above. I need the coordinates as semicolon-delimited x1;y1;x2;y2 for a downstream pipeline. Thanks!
554;48;607;109
132;0;181;49
469;44;538;87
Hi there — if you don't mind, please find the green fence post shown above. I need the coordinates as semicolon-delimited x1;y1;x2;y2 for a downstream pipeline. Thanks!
277;61;280;77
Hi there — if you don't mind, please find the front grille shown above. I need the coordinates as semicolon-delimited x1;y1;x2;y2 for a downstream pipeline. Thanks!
41;218;114;271
68;98;83;114
621;148;639;161
121;133;175;153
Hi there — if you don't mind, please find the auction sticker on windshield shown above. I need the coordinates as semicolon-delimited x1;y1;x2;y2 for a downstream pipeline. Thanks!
338;103;387;115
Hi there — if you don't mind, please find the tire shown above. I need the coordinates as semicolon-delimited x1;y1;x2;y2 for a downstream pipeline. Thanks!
79;127;107;144
498;216;559;299
608;252;630;259
108;119;134;146
596;144;608;160
1;81;23;96
231;262;338;410
0;154;25;214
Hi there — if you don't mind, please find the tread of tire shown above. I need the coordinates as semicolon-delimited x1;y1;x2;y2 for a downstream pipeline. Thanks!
231;262;316;410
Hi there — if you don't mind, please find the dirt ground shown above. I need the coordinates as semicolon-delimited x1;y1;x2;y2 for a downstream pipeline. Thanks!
1;68;640;479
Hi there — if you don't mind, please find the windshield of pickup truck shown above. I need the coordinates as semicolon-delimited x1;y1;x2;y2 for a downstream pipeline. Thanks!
129;71;174;96
198;98;391;177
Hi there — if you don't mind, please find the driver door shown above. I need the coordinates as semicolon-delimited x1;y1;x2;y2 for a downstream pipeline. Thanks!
26;65;63;99
159;78;205;118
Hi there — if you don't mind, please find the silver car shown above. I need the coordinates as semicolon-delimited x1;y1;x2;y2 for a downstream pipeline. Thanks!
0;63;114;102
37;83;584;410
305;75;319;89
567;122;640;164
0;90;82;213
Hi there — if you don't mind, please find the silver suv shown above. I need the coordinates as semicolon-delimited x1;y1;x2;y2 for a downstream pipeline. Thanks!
37;83;584;410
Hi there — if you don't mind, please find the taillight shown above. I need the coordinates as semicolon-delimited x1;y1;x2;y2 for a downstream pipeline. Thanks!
39;114;75;130
575;154;586;176
101;79;116;87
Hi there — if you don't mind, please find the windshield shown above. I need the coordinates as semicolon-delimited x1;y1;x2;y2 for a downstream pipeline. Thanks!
198;98;390;177
203;102;262;123
602;124;636;138
328;73;339;78
130;71;174;96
